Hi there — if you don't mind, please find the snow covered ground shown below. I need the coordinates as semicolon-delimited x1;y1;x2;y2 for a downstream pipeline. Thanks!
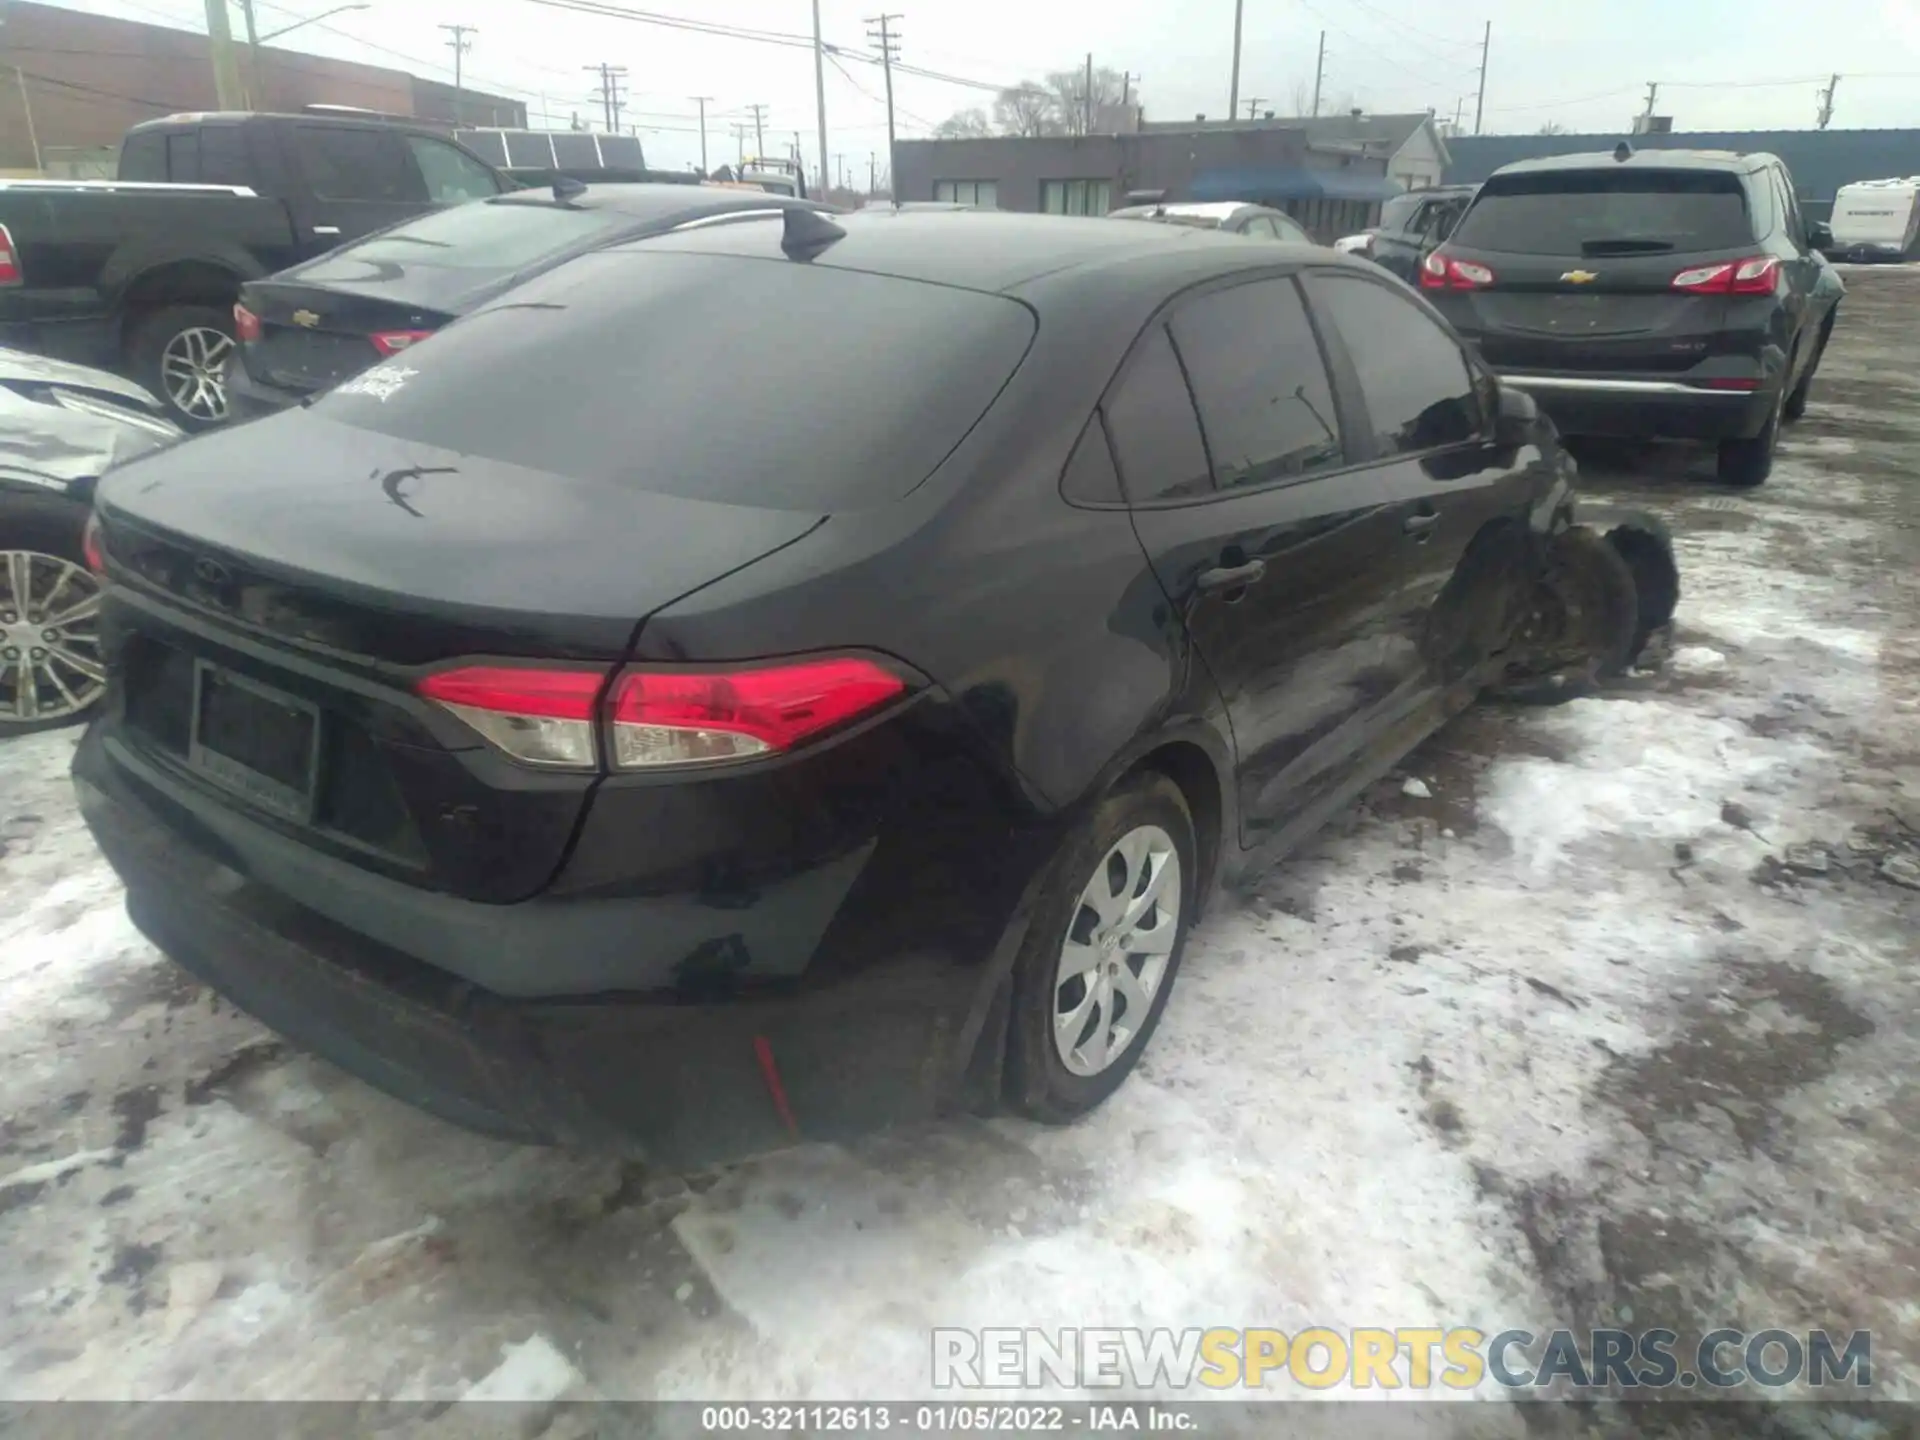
2;272;1917;1418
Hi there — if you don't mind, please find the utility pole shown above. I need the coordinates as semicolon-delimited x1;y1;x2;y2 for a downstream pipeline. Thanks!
1453;96;1464;130
1311;31;1327;117
691;95;713;173
733;123;748;164
866;14;901;203
836;153;847;190
1473;20;1491;135
1228;0;1245;122
13;69;41;171
1083;52;1094;134
203;0;244;111
235;0;262;108
812;0;831;201
585;62;627;132
1244;97;1266;120
746;102;769;160
1642;80;1659;121
869;152;877;196
1816;73;1840;130
441;24;476;125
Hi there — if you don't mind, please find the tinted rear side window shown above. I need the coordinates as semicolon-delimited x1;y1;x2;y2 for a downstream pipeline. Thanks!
297;201;635;281
119;132;165;182
198;125;252;185
1104;326;1212;503
316;251;1036;510
294;126;424;203
1451;169;1753;255
1379;194;1423;233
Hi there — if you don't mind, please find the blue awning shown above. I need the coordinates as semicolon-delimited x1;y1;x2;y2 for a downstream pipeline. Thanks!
1192;167;1404;203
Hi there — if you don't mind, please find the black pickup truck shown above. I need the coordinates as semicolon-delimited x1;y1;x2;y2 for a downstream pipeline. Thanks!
0;111;506;428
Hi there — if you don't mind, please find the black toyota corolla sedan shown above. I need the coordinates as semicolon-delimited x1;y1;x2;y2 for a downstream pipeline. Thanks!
75;207;1625;1167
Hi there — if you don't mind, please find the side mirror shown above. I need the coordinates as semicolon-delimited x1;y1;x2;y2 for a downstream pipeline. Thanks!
1494;379;1538;447
1807;220;1834;251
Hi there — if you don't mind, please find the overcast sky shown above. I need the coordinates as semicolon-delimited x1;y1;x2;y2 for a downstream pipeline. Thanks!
43;0;1920;179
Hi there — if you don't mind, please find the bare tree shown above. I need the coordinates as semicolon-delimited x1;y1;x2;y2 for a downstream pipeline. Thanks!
1044;65;1132;135
993;83;1060;137
932;107;994;139
1538;119;1567;135
1289;79;1314;116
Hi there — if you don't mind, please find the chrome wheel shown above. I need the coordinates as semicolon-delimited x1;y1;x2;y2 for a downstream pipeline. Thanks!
1052;824;1183;1078
160;325;233;422
0;550;105;726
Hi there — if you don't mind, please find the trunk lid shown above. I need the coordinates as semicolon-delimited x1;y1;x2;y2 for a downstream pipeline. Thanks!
240;277;459;394
1434;165;1754;373
94;409;825;904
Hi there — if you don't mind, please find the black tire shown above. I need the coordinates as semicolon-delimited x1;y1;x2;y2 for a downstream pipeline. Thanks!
1716;366;1788;488
1006;770;1198;1124
126;302;236;432
1782;316;1833;423
0;488;104;736
1605;516;1680;666
1491;526;1640;705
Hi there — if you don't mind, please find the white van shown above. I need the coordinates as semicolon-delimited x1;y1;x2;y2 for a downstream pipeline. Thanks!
1827;177;1920;261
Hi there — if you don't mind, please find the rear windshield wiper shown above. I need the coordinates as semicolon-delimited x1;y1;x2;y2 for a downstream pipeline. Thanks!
1579;237;1677;256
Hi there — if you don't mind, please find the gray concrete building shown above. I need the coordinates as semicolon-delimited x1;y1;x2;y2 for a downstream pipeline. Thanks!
892;122;1400;241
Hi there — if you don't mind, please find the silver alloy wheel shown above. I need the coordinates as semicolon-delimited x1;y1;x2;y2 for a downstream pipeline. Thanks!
0;550;105;726
160;325;234;422
1052;823;1183;1077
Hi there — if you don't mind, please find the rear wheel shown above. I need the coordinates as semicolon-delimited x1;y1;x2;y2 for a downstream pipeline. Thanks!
1716;376;1786;488
1782;316;1833;423
1006;771;1197;1123
0;491;106;735
128;303;235;431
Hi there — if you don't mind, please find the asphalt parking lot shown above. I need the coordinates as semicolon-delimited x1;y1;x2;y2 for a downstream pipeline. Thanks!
1;268;1915;1421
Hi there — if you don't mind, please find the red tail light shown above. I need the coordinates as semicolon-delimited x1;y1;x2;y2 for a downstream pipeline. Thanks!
81;513;106;576
1671;256;1780;295
233;303;263;342
0;223;20;287
417;655;911;771
370;329;435;357
607;657;907;768
416;666;604;769
1419;250;1495;290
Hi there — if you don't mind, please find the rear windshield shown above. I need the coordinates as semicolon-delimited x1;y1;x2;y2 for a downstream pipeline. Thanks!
1451;169;1753;255
297;200;632;282
1379;194;1423;232
315;249;1036;510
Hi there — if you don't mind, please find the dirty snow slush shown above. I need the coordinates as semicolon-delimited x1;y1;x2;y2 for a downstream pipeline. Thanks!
0;273;1916;1419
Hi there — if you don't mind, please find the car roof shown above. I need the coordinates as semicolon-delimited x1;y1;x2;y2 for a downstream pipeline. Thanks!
618;206;1349;297
1109;201;1253;223
489;182;830;221
1493;148;1773;178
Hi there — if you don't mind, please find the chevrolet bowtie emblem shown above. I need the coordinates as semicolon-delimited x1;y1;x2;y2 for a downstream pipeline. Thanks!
1560;270;1598;284
291;309;321;327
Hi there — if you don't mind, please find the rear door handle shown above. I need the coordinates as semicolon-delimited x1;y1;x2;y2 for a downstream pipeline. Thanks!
1196;558;1267;592
1403;511;1442;538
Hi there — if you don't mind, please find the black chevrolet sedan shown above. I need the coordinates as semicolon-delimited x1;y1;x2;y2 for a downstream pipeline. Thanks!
227;182;835;420
76;208;1635;1166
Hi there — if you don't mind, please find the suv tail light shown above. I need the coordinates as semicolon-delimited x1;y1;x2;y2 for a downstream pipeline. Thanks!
418;655;912;771
1671;256;1780;295
370;329;435;357
1419;250;1495;290
0;223;19;287
233;303;263;342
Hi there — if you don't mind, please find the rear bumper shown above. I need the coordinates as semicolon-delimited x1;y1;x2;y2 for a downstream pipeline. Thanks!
1498;374;1777;442
74;720;1032;1165
224;358;308;421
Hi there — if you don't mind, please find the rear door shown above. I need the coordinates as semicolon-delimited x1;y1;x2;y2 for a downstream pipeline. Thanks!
1372;195;1430;280
282;123;431;252
1434;166;1759;375
1117;275;1413;845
